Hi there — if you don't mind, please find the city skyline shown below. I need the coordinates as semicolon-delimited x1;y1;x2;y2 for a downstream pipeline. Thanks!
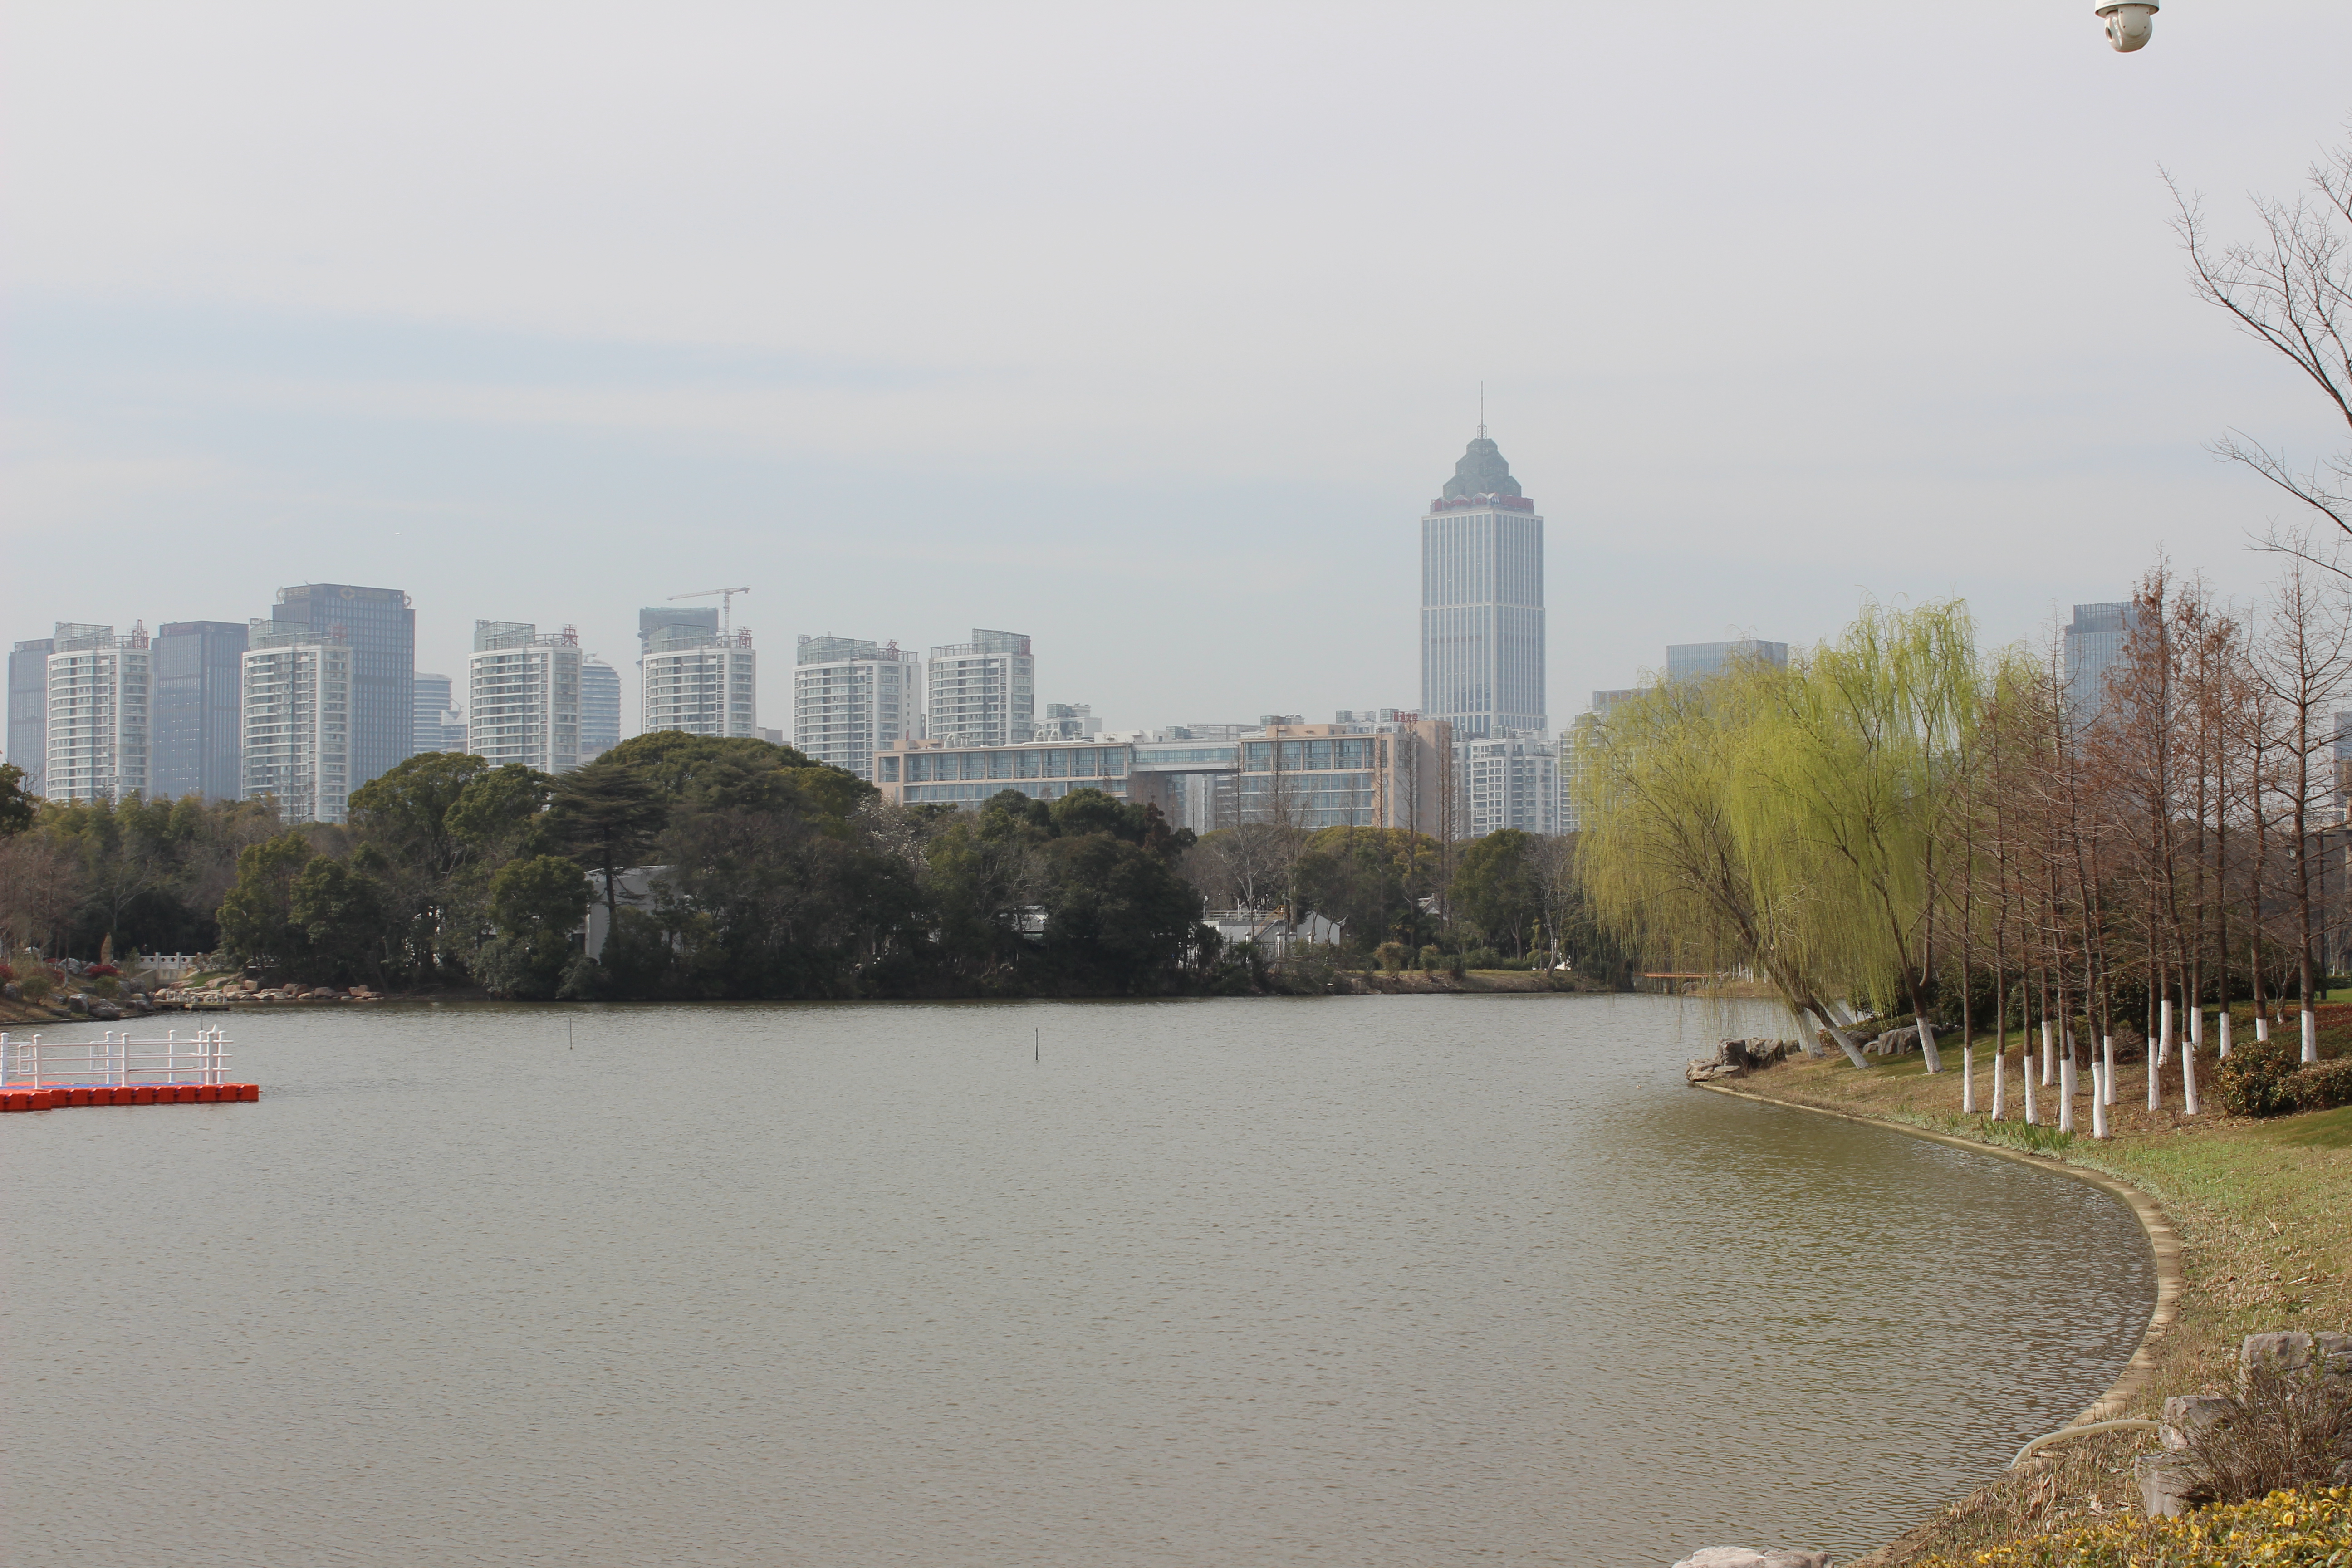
10;8;2350;745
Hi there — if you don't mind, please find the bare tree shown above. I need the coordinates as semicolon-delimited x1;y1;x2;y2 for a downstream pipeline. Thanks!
2251;555;2352;1060
2170;130;2352;564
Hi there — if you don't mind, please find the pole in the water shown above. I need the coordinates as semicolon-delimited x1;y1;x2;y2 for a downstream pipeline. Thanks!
1035;1028;1040;1063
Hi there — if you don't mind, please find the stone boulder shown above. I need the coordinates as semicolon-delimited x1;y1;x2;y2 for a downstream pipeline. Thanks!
2240;1329;2352;1384
1866;1024;1919;1056
2159;1393;2232;1450
1671;1550;1831;1568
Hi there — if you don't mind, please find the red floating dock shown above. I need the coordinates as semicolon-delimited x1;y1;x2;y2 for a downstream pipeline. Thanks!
1;1026;257;1112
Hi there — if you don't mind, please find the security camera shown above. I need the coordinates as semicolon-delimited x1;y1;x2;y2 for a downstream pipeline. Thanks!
2094;1;2157;52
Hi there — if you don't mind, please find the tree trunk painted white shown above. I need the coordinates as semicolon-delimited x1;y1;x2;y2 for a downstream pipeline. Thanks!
2219;1011;2233;1061
2091;1062;2109;1139
1809;1007;1871;1069
2023;1045;2038;1125
2058;1056;2076;1132
2256;1014;2270;1042
2183;1039;2200;1116
1991;1045;2006;1121
2147;1040;2160;1111
1918;1017;1942;1075
2040;1020;2055;1087
1961;1043;1975;1113
2159;998;2173;1067
2303;1007;2320;1064
2103;1035;2117;1106
2190;1007;2203;1050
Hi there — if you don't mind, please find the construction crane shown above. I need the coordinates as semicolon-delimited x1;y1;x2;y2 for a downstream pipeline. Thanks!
669;586;751;634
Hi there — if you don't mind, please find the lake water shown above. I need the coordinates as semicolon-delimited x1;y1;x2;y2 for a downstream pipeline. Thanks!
4;995;2155;1565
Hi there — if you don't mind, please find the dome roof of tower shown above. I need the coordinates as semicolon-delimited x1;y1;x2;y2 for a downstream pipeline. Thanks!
1442;436;1522;500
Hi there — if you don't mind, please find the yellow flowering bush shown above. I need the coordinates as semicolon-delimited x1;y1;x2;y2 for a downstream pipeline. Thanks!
1915;1487;2352;1568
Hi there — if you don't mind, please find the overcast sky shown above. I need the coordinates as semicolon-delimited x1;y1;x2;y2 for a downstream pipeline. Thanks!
7;2;2352;740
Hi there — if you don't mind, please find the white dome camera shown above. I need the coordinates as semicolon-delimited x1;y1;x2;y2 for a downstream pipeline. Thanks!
2095;1;2157;51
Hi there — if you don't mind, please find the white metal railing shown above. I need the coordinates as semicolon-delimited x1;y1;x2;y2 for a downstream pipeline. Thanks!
0;1027;234;1088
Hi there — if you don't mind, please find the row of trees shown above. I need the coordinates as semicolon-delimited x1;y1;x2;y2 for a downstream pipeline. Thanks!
1575;572;2352;1072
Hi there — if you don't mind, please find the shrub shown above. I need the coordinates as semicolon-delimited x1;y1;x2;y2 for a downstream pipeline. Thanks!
2218;1038;2301;1118
1461;947;1503;970
2289;1058;2352;1113
2183;1363;2352;1506
84;963;120;978
1915;1486;2352;1568
1372;941;1409;973
12;951;52;1004
1416;945;1443;970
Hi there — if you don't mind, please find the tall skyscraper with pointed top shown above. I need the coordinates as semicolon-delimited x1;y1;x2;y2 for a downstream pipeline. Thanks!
1421;430;1545;740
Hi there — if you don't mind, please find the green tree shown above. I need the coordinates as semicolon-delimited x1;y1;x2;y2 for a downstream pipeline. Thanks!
475;854;592;999
216;831;320;969
548;757;667;940
0;762;34;837
1450;830;1543;956
290;854;390;985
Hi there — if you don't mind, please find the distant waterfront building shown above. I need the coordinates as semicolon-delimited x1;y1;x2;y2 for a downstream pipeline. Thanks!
267;583;413;793
468;622;585;774
412;673;468;755
44;623;154;805
579;657;621;759
1035;702;1099;742
1421;432;1545;740
642;624;756;740
152;621;249;802
1461;731;1560;838
1666;639;1788;682
241;623;352;824
927;630;1033;749
2063;601;2143;720
793;635;919;780
8;635;55;794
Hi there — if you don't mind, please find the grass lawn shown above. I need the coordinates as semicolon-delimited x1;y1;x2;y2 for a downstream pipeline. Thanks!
1716;1005;2351;1563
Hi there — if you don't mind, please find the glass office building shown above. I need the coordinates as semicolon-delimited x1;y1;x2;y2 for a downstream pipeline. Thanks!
1421;434;1545;740
269;583;414;793
153;620;249;802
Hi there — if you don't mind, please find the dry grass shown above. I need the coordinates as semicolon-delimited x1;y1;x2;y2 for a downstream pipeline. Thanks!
1733;1006;2352;1564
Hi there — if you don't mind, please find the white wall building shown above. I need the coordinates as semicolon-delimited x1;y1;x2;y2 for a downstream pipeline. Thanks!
580;657;622;759
467;621;584;774
793;636;918;780
643;628;757;740
44;622;153;805
926;629;1032;749
1459;731;1559;839
242;624;353;823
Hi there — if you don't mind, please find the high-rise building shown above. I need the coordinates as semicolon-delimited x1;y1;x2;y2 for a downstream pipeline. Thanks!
2064;602;2143;720
44;623;153;805
639;606;721;660
152;621;248;802
793;635;919;780
642;625;756;740
1461;732;1560;838
269;583;413;793
8;636;54;794
580;657;622;760
467;622;585;774
1421;432;1545;740
412;673;468;755
1666;639;1788;682
242;623;353;824
926;629;1033;749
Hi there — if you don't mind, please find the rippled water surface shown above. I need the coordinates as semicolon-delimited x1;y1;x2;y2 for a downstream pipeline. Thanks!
5;995;2155;1564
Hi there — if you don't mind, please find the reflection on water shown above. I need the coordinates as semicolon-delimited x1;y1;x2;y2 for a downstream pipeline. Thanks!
4;995;2152;1564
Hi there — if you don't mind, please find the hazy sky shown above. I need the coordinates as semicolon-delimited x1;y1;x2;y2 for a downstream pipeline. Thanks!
7;3;2352;739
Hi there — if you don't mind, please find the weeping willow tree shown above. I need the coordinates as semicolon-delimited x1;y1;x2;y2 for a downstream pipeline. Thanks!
1574;599;1984;1070
1731;600;1980;1073
1571;660;1872;1067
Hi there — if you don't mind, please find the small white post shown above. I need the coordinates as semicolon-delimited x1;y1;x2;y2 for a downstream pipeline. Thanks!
2091;1063;2109;1139
2147;1039;2161;1111
2183;1037;2200;1116
2058;1054;2076;1132
2103;1035;2117;1106
2303;1008;2319;1065
1962;1042;1976;1114
2159;998;2174;1067
2218;1011;2232;1061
